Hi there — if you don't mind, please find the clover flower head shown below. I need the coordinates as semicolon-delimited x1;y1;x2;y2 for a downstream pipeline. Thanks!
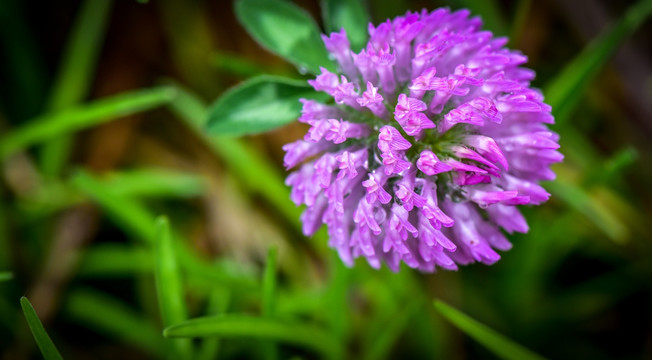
284;8;562;272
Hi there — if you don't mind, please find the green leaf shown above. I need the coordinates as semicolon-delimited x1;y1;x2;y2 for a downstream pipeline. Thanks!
154;216;192;359
205;75;326;136
65;289;167;358
545;0;652;125
235;0;334;74
164;314;342;359
321;0;370;51
39;0;113;177
434;300;546;360
0;86;178;159
20;297;63;360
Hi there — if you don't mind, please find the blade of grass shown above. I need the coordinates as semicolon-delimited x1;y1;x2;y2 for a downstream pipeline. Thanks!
101;169;205;199
76;244;258;295
508;0;532;46
71;170;156;242
20;297;63;360
154;216;192;359
19;169;203;221
77;244;153;277
197;288;231;360
364;298;422;360
324;252;352;341
211;52;292;79
547;172;627;243
588;146;638;186
262;245;278;317
65;289;168;358
45;0;112;111
0;271;13;282
261;245;279;360
71;170;258;290
545;0;652;125
40;0;113;177
434;300;546;360
164;314;343;359
0;86;178;159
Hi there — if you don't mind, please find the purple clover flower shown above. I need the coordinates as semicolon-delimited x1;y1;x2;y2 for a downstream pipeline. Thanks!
283;8;562;272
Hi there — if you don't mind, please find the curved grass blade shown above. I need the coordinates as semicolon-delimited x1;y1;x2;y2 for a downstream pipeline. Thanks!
164;314;342;359
205;75;327;136
40;0;113;177
235;0;334;74
321;0;370;51
434;300;546;360
545;0;652;125
197;288;231;360
20;297;63;360
0;86;178;159
154;216;192;359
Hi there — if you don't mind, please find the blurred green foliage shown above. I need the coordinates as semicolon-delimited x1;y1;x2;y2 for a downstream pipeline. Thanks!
1;0;652;359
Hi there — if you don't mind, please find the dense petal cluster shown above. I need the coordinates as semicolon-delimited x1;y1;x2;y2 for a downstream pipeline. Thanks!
283;8;562;272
